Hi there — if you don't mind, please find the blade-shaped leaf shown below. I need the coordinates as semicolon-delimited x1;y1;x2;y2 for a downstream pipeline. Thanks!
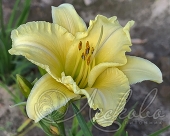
15;0;31;26
71;102;93;136
148;125;170;136
0;0;5;38
7;0;21;29
39;120;55;136
114;103;138;136
38;66;47;76
76;120;94;136
71;101;80;135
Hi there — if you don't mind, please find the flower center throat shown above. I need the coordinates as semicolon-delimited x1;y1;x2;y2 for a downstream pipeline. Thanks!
79;41;94;65
72;40;95;88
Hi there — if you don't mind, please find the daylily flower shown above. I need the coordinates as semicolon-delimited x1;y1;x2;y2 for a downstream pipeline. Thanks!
9;3;162;127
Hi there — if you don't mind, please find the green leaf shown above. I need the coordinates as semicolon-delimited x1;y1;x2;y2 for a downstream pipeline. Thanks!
76;120;94;136
0;0;5;38
7;0;21;29
39;106;68;136
12;56;34;74
114;103;138;136
71;102;93;136
0;39;9;72
16;74;33;98
39;118;66;136
148;125;170;136
39;120;55;136
71;101;80;135
68;130;74;136
15;0;31;26
125;131;128;136
38;66;47;76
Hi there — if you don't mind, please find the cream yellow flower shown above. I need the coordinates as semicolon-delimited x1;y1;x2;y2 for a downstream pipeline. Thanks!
9;3;162;127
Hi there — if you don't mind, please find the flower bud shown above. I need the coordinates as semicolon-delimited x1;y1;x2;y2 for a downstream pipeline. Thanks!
16;74;33;98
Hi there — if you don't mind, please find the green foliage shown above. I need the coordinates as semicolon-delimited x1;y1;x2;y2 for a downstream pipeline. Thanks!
75;120;93;136
38;66;47;76
17;119;32;133
0;0;35;120
114;103;138;136
70;101;80;135
16;74;33;98
71;102;93;136
0;0;33;85
148;125;170;136
39;106;68;136
39;120;60;136
69;101;93;136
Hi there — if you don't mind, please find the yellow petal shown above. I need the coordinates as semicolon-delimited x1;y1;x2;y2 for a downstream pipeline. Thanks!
52;4;87;35
118;55;163;84
9;21;74;79
85;67;130;127
75;15;134;65
88;62;121;87
26;74;79;122
123;20;135;42
64;43;80;77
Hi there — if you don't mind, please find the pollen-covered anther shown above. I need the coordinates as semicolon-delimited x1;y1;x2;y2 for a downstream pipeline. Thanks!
87;55;91;65
81;52;85;60
85;41;90;55
91;47;94;54
78;41;82;50
85;48;90;55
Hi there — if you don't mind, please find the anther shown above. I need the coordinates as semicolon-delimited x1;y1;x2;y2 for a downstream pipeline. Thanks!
81;52;85;60
87;55;91;65
86;41;90;55
91;47;94;54
85;48;90;55
78;41;82;50
86;41;90;48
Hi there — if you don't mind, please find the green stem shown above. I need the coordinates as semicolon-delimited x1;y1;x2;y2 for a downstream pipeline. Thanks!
14;123;37;136
17;118;32;133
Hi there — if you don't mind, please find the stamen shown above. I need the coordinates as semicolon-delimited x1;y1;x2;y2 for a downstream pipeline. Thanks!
81;52;85;60
87;55;91;65
71;54;81;77
85;41;90;55
79;60;92;88
75;60;85;84
79;67;90;88
91;47;94;54
86;41;90;48
71;43;82;77
85;48;90;55
78;41;82;50
78;61;88;88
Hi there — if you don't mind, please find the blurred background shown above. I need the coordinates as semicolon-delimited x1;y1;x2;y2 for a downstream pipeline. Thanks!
0;0;170;136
